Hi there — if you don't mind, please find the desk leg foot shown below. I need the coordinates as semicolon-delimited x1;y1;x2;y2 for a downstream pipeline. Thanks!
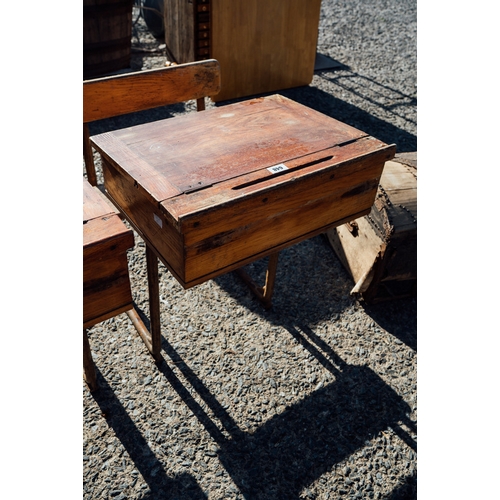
146;244;162;362
83;329;98;391
235;252;279;310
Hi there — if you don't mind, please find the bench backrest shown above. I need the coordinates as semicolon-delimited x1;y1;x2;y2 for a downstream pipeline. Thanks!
83;59;221;185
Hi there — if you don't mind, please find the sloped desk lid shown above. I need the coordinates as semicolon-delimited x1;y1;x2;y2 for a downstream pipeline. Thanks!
90;94;368;201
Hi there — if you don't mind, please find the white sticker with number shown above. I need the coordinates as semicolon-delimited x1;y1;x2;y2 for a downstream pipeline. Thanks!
154;213;163;228
267;163;289;174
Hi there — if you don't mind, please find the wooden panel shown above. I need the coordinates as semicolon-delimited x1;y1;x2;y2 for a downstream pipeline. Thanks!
83;277;133;328
83;177;116;222
83;0;133;79
83;59;221;122
101;158;186;281
326;156;417;303
83;178;135;328
100;95;367;199
211;0;321;101
164;0;196;63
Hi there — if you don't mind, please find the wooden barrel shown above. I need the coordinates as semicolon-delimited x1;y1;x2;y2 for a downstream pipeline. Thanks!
83;0;134;79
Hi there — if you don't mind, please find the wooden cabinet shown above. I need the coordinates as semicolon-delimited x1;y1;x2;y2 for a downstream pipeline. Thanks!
164;0;322;101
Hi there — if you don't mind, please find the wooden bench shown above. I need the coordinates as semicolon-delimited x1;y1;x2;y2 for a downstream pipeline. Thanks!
83;59;221;186
83;60;227;364
83;178;150;391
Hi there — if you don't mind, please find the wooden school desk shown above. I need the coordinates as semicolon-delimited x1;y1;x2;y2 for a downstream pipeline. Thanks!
91;94;395;360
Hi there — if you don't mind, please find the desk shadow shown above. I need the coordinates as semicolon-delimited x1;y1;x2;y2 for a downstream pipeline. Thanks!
107;290;415;498
157;320;416;499
362;298;417;352
215;72;416;153
383;471;417;500
213;235;416;351
280;84;416;153
87;102;187;136
217;364;413;499
89;367;207;500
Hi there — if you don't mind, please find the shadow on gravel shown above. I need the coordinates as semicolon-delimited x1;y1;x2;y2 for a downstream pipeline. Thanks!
214;235;417;352
123;233;416;498
362;298;417;352
383;471;417;500
92;256;416;498
156;325;416;499
215;72;416;153
214;235;354;326
87;102;187;136
90;367;207;500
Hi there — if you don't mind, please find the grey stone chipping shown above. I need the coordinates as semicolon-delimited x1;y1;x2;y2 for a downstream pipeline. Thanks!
84;1;417;498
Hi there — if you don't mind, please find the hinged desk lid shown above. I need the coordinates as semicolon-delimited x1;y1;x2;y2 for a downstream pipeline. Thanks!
91;94;368;201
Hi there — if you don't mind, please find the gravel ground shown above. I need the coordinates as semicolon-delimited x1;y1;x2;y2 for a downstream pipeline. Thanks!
84;1;417;499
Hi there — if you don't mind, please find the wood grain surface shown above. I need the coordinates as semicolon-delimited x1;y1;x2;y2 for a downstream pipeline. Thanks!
91;95;395;287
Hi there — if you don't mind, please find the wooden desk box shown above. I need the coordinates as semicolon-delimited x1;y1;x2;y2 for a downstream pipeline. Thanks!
91;95;395;289
83;179;135;329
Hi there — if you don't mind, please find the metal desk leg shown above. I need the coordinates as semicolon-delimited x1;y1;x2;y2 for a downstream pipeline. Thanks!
83;329;98;391
235;251;280;309
146;244;162;362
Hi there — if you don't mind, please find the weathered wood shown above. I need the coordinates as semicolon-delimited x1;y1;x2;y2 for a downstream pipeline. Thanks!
83;123;97;186
164;0;321;101
91;94;396;289
326;155;417;303
83;0;133;79
235;252;280;309
83;179;135;330
146;245;162;362
164;0;197;63
126;308;155;357
83;329;98;392
83;59;221;123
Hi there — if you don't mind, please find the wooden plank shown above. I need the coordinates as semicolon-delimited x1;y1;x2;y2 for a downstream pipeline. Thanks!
164;0;196;63
327;217;384;289
83;59;220;122
83;177;117;222
101;157;186;278
178;209;372;288
211;0;321;101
